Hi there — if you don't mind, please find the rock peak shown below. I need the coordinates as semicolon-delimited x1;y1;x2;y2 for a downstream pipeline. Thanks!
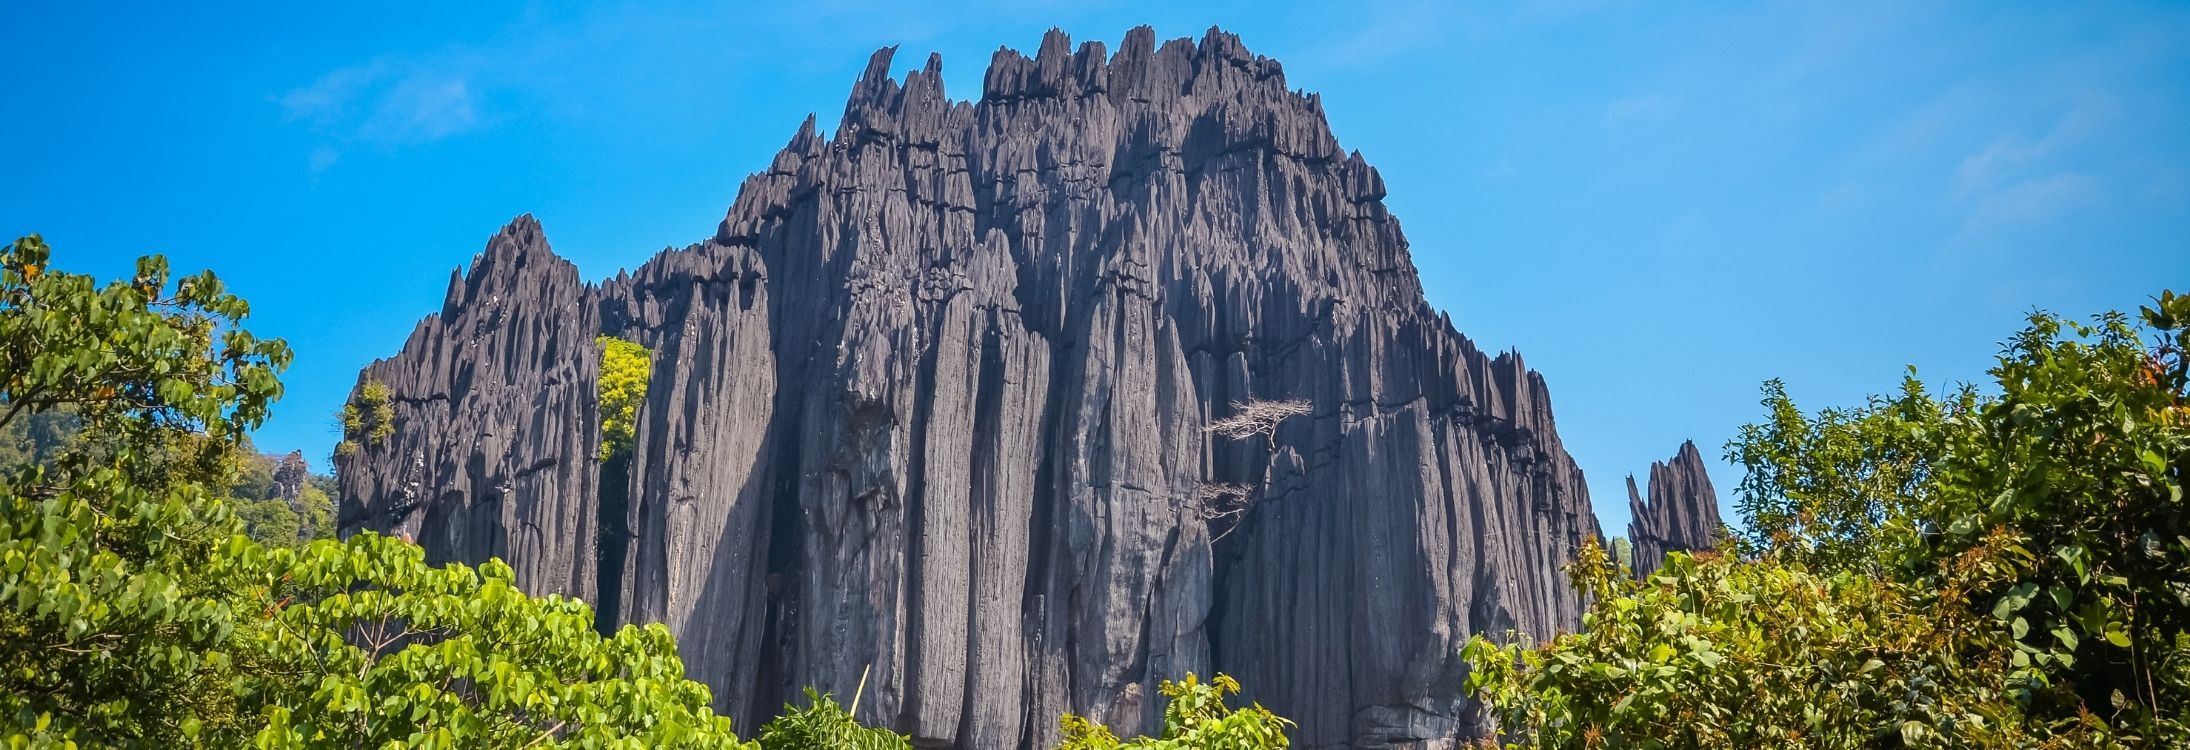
1627;440;1722;575
342;27;1601;749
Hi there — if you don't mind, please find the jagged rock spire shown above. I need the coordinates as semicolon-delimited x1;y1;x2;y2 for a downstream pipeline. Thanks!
1627;440;1723;575
338;27;1604;749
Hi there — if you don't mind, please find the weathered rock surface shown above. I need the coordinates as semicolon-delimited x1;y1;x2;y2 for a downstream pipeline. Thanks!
1625;441;1722;576
338;27;1609;749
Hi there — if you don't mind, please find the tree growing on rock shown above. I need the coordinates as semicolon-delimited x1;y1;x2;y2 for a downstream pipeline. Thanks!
1199;398;1312;542
1206;398;1311;450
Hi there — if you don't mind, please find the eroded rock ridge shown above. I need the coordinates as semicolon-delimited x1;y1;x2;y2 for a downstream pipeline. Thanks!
338;27;1608;749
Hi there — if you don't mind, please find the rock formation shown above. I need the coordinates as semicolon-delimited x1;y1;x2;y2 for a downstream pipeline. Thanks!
337;27;1610;749
271;450;309;503
1625;441;1722;576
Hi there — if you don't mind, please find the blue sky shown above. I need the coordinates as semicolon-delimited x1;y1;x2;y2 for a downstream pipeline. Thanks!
4;1;2186;535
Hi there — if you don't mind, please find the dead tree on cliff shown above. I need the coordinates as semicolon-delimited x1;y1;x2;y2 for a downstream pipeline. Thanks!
1205;398;1311;450
1198;398;1312;540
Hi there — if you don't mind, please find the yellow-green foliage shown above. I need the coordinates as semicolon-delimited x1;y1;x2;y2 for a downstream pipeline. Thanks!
1468;291;2190;748
1464;539;2070;748
337;379;396;457
1056;673;1293;749
596;335;650;461
754;689;910;750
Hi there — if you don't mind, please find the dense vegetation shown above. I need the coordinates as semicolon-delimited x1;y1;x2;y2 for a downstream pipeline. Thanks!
1467;291;2190;747
0;235;1292;748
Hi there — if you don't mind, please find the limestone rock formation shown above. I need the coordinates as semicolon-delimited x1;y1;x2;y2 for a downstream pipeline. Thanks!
337;27;1608;749
271;451;309;503
1625;441;1722;576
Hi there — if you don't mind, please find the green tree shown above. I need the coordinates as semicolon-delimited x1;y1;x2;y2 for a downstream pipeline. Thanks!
336;379;394;458
1055;674;1293;749
1462;538;2078;748
595;335;650;462
1607;536;1634;570
0;234;289;745
1727;375;1967;574
223;533;752;749
1913;293;2189;737
1467;291;2189;747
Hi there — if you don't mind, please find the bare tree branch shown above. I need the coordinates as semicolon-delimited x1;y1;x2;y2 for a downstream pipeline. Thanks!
1205;398;1311;448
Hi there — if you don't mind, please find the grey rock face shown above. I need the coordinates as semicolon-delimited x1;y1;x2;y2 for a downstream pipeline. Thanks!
337;27;1605;749
1624;441;1722;576
272;450;309;503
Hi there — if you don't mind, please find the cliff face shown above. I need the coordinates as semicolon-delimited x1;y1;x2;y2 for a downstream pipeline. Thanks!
1625;441;1722;576
337;27;1604;749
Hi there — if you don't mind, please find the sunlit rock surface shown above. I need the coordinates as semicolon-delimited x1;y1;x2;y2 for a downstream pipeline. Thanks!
338;27;1615;749
1625;440;1722;576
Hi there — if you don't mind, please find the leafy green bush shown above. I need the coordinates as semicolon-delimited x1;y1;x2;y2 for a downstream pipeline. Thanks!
1914;292;2189;737
1056;673;1293;749
337;379;396;458
754;689;908;750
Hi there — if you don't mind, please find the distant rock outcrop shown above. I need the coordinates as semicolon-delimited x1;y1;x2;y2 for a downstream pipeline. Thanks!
1625;441;1722;575
271;450;309;503
337;27;1613;748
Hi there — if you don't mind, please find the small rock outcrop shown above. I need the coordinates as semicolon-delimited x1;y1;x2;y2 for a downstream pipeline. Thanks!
337;27;1614;749
1625;441;1722;575
271;451;310;503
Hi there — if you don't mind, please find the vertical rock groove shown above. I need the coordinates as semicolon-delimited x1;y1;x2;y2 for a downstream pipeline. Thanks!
336;26;1629;748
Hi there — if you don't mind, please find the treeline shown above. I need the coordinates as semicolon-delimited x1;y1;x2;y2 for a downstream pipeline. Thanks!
8;409;337;550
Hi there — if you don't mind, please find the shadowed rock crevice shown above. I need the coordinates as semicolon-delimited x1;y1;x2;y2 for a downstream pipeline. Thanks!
593;449;631;635
336;26;1622;749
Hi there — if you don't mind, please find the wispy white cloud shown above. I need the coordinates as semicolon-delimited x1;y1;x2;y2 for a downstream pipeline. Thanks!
1812;181;1867;215
1602;93;1665;125
279;53;487;173
1301;0;1453;70
1951;94;2117;236
1963;172;2100;230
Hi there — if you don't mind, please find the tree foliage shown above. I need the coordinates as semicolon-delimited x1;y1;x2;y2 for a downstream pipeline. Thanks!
1727;375;1966;574
753;689;908;750
1466;291;2190;747
1056;674;1293;749
1916;293;2190;737
225;533;749;749
1463;538;2079;748
0;234;289;745
336;380;394;458
595;335;650;462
